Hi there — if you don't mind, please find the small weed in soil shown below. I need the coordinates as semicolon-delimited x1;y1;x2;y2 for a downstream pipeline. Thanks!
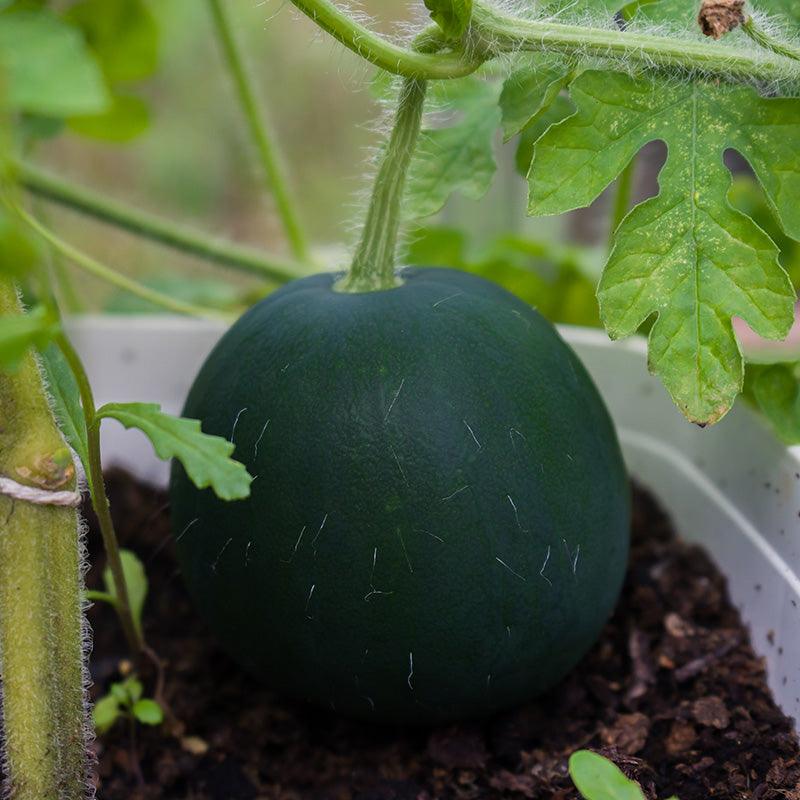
83;470;800;800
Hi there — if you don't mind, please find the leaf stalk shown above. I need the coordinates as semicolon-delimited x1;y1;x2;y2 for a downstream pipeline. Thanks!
54;331;144;655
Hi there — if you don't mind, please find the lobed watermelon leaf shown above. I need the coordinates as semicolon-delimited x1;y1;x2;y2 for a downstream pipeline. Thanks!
527;70;799;424
96;402;252;501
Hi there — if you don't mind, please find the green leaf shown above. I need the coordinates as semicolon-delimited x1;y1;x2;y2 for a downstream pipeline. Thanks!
0;305;60;372
96;402;253;501
529;71;798;424
423;0;472;39
0;9;110;116
405;225;602;326
131;698;163;726
39;344;90;475
404;79;501;220
66;0;159;84
68;92;149;142
92;694;120;734
103;550;148;635
569;751;646;800
499;57;573;141
120;677;143;704
744;361;800;443
515;94;575;177
0;211;41;279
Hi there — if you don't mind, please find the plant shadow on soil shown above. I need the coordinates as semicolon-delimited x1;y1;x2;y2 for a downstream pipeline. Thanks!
77;470;800;800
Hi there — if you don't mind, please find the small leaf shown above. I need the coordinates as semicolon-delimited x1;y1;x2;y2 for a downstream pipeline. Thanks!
405;79;501;220
499;57;573;141
569;751;646;800
109;682;129;705
92;694;121;734
96;402;252;501
40;344;90;478
66;0;159;83
102;550;148;635
68;92;149;142
120;677;143;704
0;305;60;372
0;9;110;116
744;361;800;443
131;699;164;726
423;0;472;39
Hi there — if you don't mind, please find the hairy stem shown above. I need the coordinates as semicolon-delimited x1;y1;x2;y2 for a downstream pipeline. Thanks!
288;0;482;78
0;280;88;800
16;160;310;282
741;16;800;63
609;157;636;251
14;205;233;320
208;0;311;262
338;78;427;293
54;331;143;655
289;0;800;85
469;3;800;84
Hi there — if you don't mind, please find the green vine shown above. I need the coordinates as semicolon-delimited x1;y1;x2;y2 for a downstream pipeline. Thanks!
208;0;311;263
288;0;800;85
15;160;311;282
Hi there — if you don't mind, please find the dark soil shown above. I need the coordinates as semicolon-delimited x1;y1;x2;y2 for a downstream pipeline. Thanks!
86;470;800;800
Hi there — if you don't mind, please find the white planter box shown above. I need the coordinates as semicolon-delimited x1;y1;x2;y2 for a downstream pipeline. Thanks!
66;316;800;724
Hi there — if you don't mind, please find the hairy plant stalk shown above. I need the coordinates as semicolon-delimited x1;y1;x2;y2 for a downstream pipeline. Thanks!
208;0;311;263
15;160;310;282
288;0;481;79
338;78;427;292
469;3;800;83
288;0;800;85
741;16;800;62
0;280;89;800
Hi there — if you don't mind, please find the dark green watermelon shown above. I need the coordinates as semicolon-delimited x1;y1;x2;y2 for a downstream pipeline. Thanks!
170;267;630;724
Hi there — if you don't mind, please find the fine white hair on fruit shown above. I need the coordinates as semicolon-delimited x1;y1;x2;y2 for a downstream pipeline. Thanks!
539;545;553;586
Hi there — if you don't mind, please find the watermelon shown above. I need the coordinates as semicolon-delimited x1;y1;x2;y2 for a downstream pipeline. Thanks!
170;267;630;724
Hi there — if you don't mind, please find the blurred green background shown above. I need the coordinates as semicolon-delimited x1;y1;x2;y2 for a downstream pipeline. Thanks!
27;0;597;315
11;0;798;330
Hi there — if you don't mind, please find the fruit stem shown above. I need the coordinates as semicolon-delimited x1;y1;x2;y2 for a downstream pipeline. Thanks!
208;0;312;263
338;78;428;293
